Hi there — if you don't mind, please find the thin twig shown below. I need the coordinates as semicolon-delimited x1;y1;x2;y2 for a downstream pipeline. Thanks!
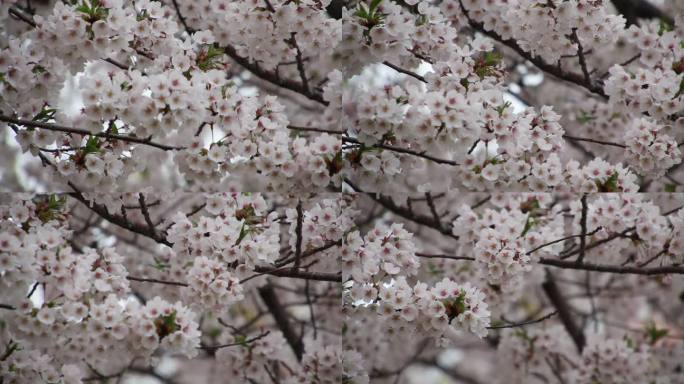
563;135;626;148
424;193;444;232
287;125;344;134
343;136;459;166
571;29;592;84
291;33;310;94
126;276;188;287
383;61;427;82
576;194;589;264
138;193;158;239
292;200;304;271
200;331;271;351
526;226;602;255
488;311;558;329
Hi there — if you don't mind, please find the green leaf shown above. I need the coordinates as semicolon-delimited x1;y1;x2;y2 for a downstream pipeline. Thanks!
32;65;47;74
646;323;669;345
623;334;635;349
108;121;118;135
665;184;677;193
577;110;596;124
675;75;684;98
495;101;511;117
75;3;91;14
233;335;247;346
120;81;132;91
442;291;467;323
483;51;503;66
208;328;222;339
32;107;57;122
427;261;443;275
84;136;100;154
520;215;536;237
658;19;674;36
369;0;383;13
151;258;168;271
596;172;620;192
234;222;249;246
354;4;369;19
154;310;179;339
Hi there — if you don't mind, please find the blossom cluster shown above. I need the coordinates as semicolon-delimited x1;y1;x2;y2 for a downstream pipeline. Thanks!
349;276;491;341
342;222;420;282
623;118;681;177
166;193;280;268
462;0;625;62
183;256;243;311
572;336;655;383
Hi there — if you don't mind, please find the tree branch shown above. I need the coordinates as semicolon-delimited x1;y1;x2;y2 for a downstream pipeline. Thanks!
200;330;271;351
458;0;607;99
576;194;589;264
488;311;558;329
68;185;173;247
563;135;627;148
345;180;459;240
258;285;304;361
343;136;459;166
292;200;304;271
0;115;184;151
542;274;586;352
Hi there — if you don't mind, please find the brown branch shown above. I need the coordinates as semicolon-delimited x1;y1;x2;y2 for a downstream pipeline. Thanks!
0;115;184;151
424;192;444;232
258;285;304;360
576;194;589;264
170;0;195;34
383;61;427;82
292;200;304;271
343;136;459;166
200;330;271;351
571;29;592;84
287;125;344;134
291;33;310;94
169;0;326;105
138;193;158;238
414;251;684;275
542;274;586;352
415;253;475;261
488;311;558;329
563;135;627;148
526;226;602;255
346;181;459;240
8;5;36;27
67;185;173;247
275;239;343;267
252;266;342;282
126;276;188;287
538;258;684;275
